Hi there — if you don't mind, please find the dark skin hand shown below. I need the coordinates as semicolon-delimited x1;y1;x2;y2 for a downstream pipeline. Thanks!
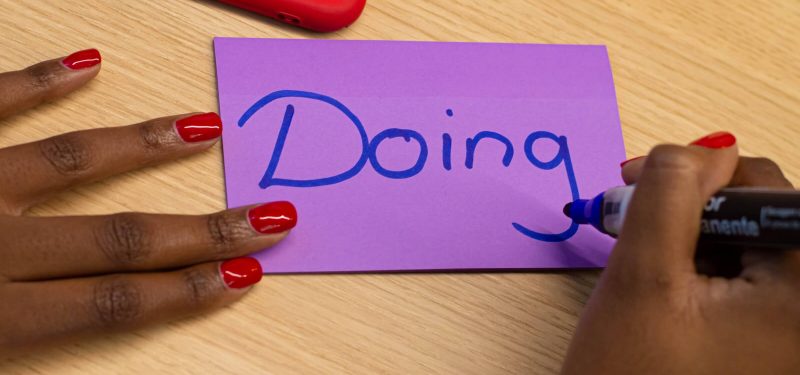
0;49;297;358
562;132;799;374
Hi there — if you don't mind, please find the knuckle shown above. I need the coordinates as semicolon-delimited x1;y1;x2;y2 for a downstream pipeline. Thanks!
92;277;142;326
0;291;10;351
139;121;181;151
646;144;703;175
25;63;58;91
604;264;681;301
646;272;679;292
206;211;254;258
748;157;789;183
39;133;93;175
94;213;151;267
0;197;24;216
0;331;10;356
183;267;225;307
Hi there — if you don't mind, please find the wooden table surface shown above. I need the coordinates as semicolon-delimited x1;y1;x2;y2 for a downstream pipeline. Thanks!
0;1;797;373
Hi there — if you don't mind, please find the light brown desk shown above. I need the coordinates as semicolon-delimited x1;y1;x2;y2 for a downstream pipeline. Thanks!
0;1;797;373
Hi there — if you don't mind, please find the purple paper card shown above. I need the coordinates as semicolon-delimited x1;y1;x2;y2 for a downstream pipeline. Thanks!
214;38;625;273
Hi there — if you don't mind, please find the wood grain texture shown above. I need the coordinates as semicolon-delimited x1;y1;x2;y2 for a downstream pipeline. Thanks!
0;0;797;373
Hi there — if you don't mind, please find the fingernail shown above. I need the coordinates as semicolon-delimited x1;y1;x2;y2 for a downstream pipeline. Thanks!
620;155;644;168
61;48;101;70
175;113;222;142
690;131;736;149
247;201;298;234
220;257;263;289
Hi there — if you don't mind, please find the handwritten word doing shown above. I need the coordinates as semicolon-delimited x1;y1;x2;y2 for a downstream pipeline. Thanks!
238;90;580;242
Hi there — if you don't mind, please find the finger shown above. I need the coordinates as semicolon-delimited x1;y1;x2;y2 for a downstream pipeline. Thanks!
728;157;793;189
0;49;101;119
610;132;739;279
0;112;222;212
620;156;645;185
694;245;745;278
623;156;794;189
0;258;261;355
0;201;296;280
729;158;795;281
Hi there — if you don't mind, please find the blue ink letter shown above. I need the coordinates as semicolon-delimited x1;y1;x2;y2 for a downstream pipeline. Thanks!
442;133;452;171
368;128;428;179
512;131;580;242
465;131;514;169
238;90;370;189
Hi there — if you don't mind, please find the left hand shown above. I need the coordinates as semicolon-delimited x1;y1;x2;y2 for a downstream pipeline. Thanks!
0;49;296;358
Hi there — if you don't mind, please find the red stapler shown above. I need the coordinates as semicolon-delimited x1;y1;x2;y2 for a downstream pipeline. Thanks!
218;0;366;32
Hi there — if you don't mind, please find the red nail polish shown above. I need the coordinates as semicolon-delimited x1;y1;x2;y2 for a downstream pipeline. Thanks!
61;48;101;70
175;113;222;142
247;201;298;234
620;155;644;168
690;131;736;149
220;257;263;289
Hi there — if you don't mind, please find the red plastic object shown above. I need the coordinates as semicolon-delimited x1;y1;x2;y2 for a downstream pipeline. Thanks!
219;0;366;32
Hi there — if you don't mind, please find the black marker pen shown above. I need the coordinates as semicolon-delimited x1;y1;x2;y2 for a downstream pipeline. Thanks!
563;186;800;248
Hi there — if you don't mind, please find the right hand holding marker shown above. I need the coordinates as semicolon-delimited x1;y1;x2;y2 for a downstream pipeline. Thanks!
0;50;297;358
562;132;800;374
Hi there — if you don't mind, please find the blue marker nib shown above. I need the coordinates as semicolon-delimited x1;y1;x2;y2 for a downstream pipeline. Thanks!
565;199;592;224
564;193;608;234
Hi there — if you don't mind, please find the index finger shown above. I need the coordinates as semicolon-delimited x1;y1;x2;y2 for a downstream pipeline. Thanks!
610;132;740;280
0;201;297;281
0;258;261;357
0;49;101;119
622;156;794;189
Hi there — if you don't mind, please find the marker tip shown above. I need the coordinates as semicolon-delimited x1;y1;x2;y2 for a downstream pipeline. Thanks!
562;203;572;218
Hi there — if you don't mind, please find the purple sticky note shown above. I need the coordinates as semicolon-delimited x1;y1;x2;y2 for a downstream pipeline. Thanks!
214;38;625;273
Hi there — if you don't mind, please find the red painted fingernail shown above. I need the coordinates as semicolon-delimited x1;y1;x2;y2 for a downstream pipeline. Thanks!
174;113;222;142
220;257;262;289
620;155;644;168
690;131;736;149
247;201;298;234
61;48;101;70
